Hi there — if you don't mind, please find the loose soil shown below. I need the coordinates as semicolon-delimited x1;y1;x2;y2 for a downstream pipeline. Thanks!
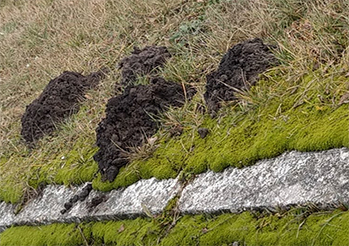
61;183;93;214
204;38;278;115
21;71;104;145
118;46;171;89
94;77;194;182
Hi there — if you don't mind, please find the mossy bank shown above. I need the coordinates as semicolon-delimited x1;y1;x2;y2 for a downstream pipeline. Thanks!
1;208;349;246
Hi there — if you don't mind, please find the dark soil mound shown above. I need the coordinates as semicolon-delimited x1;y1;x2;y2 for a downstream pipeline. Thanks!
204;38;278;114
21;71;104;145
94;77;194;182
118;46;171;89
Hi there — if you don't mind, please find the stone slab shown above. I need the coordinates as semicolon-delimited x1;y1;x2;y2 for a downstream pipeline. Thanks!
0;177;181;231
179;148;349;213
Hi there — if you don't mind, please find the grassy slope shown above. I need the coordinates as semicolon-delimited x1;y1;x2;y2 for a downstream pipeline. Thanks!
1;0;349;245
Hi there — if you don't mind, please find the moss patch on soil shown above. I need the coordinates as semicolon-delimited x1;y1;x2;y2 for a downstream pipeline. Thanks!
1;209;349;245
2;63;349;201
93;66;349;191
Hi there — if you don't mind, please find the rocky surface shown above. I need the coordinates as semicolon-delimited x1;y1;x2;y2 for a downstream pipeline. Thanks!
1;148;349;232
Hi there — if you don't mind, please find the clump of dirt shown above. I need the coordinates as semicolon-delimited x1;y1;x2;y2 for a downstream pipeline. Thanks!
204;38;278;115
61;183;93;214
21;70;104;145
87;194;108;212
94;77;194;182
118;46;171;89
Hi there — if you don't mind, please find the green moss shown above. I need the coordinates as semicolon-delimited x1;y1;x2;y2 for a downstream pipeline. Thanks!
163;210;349;246
53;143;99;186
61;67;349;195
0;223;85;246
197;213;256;245
27;137;99;189
0;180;24;204
91;218;161;245
1;209;348;245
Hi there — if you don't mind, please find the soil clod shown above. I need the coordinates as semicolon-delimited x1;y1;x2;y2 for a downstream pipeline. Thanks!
21;70;105;145
78;183;92;202
169;125;184;137
87;195;107;211
69;195;79;204
62;183;93;213
94;77;194;182
198;128;209;139
204;38;278;115
64;202;73;210
118;46;171;89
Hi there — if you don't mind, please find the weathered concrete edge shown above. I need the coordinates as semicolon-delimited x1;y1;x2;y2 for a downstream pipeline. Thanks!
179;147;349;214
0;177;182;232
1;147;349;233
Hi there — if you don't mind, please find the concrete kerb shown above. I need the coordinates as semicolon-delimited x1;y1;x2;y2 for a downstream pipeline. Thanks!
0;148;348;232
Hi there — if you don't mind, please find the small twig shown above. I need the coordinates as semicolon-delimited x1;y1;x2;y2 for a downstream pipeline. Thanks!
141;202;154;218
240;67;250;89
110;139;129;154
311;212;344;246
181;81;187;102
296;219;306;238
78;225;89;246
217;79;243;93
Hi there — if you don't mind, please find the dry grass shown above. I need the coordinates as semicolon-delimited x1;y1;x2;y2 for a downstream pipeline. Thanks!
1;0;349;203
0;0;225;202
